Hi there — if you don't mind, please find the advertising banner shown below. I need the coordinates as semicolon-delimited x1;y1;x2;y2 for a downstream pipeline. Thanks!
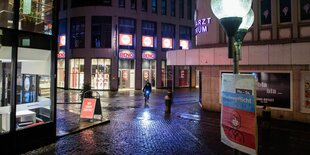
142;36;154;47
221;74;257;155
80;98;96;119
119;34;133;46
300;71;310;113
162;38;173;49
221;71;292;110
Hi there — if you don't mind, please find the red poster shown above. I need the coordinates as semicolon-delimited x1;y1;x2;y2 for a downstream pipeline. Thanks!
80;98;96;119
143;70;149;81
122;70;128;81
179;70;188;86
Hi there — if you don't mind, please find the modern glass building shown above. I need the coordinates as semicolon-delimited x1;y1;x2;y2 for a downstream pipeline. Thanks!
168;0;310;123
58;0;197;91
0;0;57;153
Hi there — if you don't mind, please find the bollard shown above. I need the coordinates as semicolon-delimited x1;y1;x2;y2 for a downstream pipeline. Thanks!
167;90;173;104
262;105;271;129
165;95;171;113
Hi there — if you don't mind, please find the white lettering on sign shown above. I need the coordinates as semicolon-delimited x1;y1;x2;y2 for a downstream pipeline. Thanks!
194;17;212;35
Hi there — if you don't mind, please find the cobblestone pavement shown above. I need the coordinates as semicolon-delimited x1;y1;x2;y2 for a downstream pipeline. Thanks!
24;88;310;155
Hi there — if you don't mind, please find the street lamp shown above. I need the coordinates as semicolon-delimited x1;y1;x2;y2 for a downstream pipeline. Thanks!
234;9;254;74
211;0;252;73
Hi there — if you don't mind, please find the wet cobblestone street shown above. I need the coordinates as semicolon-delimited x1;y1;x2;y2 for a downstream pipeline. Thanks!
24;88;310;155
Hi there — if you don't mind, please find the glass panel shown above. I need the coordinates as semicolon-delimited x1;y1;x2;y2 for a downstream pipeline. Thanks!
16;45;52;129
91;16;112;48
91;59;110;90
0;31;12;133
260;0;272;25
69;59;84;89
131;0;136;10
171;0;175;17
70;17;85;48
119;0;125;8
142;0;147;12
179;0;184;18
0;0;14;28
161;0;167;15
19;0;54;34
300;0;310;21
152;0;157;13
279;0;291;23
57;59;65;88
161;61;167;87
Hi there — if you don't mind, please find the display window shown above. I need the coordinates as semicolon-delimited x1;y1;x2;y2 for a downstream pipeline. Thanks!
119;60;135;89
19;0;54;34
161;60;167;87
0;0;14;29
15;46;52;129
142;60;156;87
69;59;84;89
91;58;111;90
57;59;65;88
179;66;190;87
0;45;12;134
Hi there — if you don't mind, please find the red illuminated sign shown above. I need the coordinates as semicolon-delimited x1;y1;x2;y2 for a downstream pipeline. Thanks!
162;38;173;49
180;40;189;49
119;34;133;46
142;51;156;60
80;98;96;119
142;36;154;47
59;35;66;46
57;50;65;58
119;49;135;59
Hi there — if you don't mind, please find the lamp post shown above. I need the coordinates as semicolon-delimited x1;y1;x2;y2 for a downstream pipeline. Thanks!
234;9;254;74
211;0;252;74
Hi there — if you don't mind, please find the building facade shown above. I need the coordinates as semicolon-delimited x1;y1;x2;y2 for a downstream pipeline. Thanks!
0;0;58;153
167;0;310;123
58;0;196;91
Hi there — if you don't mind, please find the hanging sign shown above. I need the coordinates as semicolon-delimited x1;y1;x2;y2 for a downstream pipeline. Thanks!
142;51;156;60
119;34;133;46
119;49;135;59
80;98;97;119
59;35;66;46
162;38;173;49
179;40;189;49
142;36;154;47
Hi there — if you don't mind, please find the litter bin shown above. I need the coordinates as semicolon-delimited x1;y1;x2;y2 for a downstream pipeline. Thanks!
165;95;171;113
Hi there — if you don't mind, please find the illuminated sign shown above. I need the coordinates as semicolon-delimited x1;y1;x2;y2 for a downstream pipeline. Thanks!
195;17;212;35
179;40;189;49
119;34;133;46
59;35;66;46
142;51;156;60
142;36;154;47
57;50;65;58
119;49;135;59
162;38;173;49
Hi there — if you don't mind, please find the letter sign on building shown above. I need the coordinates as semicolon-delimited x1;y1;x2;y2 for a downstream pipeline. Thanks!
119;49;135;59
142;51;156;60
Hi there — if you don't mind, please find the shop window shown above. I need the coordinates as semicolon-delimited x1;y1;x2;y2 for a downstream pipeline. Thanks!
260;0;272;25
119;0;125;8
142;0;148;12
0;0;14;28
300;0;310;21
91;16;112;48
19;0;54;34
152;0;157;13
161;61;167;87
179;0;184;18
70;17;85;48
279;0;291;23
15;45;52;129
69;59;84;89
171;0;175;17
142;60;156;86
91;59;111;90
161;0;167;15
131;0;137;10
187;0;192;20
71;0;112;8
57;59;65;88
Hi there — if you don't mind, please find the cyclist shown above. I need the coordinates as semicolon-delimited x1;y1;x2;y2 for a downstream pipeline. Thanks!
143;81;152;104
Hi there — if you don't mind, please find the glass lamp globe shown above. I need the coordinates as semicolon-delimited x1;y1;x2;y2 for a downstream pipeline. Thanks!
211;0;252;19
239;9;254;30
236;9;254;42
